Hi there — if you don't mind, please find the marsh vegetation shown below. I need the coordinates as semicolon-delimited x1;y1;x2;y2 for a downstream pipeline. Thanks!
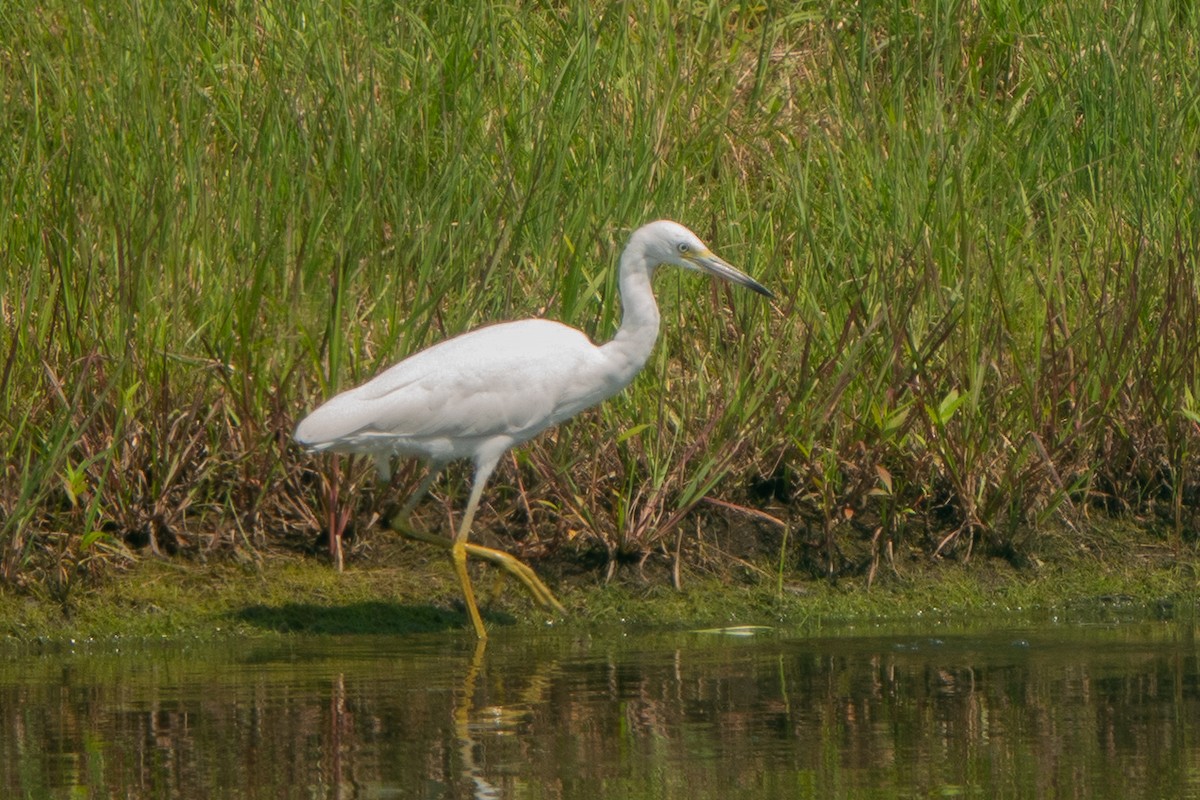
2;0;1199;608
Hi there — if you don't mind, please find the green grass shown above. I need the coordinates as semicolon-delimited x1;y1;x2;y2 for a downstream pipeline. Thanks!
1;528;1195;643
2;0;1200;598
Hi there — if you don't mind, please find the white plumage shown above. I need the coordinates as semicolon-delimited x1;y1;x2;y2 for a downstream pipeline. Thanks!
295;319;615;470
295;220;772;638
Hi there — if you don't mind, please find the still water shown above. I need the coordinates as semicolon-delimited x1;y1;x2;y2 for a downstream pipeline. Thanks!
2;615;1198;799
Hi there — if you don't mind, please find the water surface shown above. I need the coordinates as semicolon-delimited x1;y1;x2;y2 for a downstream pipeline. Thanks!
2;616;1198;798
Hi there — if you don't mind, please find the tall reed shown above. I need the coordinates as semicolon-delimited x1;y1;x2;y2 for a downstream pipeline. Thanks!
2;0;1197;591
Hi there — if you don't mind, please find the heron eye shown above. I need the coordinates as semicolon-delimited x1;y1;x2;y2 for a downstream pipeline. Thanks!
677;242;690;254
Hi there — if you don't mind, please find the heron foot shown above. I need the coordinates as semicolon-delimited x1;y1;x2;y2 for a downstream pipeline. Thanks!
390;518;566;617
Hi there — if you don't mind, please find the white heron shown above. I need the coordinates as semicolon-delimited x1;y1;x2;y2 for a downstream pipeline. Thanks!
294;220;772;638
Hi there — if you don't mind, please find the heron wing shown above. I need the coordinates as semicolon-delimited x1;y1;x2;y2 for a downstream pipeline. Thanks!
295;319;612;450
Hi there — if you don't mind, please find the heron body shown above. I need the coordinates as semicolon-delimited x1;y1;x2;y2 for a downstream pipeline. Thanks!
295;220;772;637
294;319;636;474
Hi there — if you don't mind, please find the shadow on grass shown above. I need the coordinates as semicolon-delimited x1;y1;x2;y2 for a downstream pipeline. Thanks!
231;601;514;635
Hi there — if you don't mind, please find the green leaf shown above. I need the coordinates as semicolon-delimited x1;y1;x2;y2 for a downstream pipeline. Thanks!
616;423;653;443
933;389;965;426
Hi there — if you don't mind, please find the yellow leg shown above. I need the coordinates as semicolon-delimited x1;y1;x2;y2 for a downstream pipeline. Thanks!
388;451;565;636
450;541;488;639
391;518;566;617
391;515;564;618
462;540;565;613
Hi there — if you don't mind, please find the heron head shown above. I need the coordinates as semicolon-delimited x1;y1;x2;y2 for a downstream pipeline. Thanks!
634;220;774;299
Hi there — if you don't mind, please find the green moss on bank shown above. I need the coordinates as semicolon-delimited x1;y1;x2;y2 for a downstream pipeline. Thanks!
3;525;1196;646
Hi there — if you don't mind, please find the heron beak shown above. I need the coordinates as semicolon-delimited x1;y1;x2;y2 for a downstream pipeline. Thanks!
690;252;775;299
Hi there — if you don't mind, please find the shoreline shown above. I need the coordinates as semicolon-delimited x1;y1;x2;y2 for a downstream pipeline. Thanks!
3;527;1195;646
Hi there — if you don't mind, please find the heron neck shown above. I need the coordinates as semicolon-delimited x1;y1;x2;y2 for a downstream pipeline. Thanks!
602;256;660;385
